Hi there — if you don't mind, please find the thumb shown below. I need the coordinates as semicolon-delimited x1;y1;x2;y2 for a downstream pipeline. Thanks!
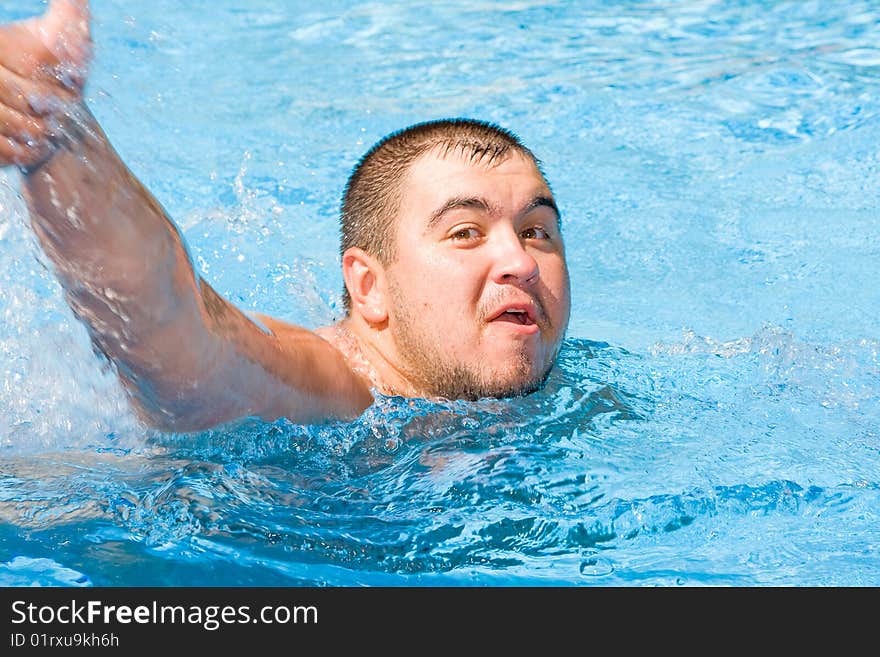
26;0;92;71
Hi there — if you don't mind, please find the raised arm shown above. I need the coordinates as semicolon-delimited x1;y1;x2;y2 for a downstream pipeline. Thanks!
0;1;373;431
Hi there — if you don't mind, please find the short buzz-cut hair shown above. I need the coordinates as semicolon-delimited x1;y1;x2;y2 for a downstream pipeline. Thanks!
339;118;545;313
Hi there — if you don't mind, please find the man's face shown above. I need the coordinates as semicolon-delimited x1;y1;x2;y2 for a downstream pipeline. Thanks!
384;147;571;400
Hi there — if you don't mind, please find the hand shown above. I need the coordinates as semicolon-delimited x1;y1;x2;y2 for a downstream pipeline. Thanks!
0;0;91;169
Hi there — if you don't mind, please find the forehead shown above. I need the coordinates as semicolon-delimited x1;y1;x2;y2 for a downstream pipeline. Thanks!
399;147;552;210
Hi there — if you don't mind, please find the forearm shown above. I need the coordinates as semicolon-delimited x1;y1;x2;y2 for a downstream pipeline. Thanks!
23;104;195;317
2;3;374;431
20;107;373;430
22;104;215;415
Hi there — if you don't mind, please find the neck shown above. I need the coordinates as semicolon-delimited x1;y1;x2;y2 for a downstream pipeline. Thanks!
317;317;421;398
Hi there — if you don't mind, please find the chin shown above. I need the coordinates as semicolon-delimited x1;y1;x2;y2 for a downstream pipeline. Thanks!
422;356;552;402
478;360;553;400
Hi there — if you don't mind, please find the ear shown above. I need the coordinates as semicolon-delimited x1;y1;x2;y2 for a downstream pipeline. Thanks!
341;247;388;325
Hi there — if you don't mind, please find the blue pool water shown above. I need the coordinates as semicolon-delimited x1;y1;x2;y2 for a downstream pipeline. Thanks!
1;0;879;586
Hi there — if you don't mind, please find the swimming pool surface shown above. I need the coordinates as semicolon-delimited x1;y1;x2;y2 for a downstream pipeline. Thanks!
1;0;879;586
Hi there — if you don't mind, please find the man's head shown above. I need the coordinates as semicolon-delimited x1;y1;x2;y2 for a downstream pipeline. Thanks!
339;119;571;400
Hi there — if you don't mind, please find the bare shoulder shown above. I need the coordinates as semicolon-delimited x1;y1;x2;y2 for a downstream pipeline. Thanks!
254;313;329;343
313;321;383;392
252;313;352;364
248;313;375;414
313;323;342;345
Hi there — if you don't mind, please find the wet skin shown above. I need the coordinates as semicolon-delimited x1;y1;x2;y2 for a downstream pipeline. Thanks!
325;147;571;400
0;1;571;431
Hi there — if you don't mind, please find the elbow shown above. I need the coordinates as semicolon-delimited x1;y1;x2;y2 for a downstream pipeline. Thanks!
127;392;244;434
116;363;237;434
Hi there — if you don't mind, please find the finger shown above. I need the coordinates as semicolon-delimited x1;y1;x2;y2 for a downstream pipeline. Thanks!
0;101;47;142
0;2;91;82
0;131;56;170
29;0;92;68
0;23;52;79
0;134;37;168
0;63;77;115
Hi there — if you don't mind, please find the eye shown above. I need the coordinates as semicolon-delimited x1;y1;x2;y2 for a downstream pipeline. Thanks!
450;227;481;241
521;226;549;240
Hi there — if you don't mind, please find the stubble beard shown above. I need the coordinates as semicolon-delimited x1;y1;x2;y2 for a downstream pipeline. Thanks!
387;281;558;401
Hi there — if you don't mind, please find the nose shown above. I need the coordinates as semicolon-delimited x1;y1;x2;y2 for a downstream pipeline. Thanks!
490;230;540;286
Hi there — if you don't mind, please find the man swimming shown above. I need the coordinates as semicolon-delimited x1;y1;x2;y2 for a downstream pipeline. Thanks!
0;1;571;432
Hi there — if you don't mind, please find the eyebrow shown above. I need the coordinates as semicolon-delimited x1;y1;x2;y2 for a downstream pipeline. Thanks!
425;194;560;232
524;196;561;223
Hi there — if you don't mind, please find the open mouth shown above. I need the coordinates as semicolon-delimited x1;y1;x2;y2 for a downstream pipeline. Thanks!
494;310;535;326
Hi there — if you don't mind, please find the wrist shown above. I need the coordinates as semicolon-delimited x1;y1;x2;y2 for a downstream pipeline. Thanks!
19;102;91;176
